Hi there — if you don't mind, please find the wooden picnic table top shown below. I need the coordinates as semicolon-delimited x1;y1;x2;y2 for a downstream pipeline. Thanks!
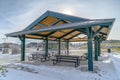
31;52;50;57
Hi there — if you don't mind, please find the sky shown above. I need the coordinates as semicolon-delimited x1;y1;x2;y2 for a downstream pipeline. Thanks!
0;0;120;43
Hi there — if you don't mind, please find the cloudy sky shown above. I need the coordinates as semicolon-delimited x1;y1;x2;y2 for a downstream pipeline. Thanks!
0;0;120;43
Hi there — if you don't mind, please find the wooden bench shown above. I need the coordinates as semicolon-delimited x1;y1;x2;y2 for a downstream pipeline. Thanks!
51;55;80;67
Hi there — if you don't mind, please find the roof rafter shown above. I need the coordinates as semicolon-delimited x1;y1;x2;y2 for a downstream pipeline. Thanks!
29;33;45;37
92;27;103;38
58;30;76;39
23;12;49;31
46;31;56;37
48;36;59;39
99;32;107;35
50;19;61;25
98;35;105;41
67;33;82;40
76;28;86;34
37;23;47;27
45;19;65;37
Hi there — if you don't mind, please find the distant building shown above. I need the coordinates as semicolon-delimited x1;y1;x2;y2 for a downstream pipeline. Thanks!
0;43;20;54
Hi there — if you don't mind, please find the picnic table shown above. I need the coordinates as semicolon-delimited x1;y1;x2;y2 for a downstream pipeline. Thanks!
28;52;50;62
51;55;81;67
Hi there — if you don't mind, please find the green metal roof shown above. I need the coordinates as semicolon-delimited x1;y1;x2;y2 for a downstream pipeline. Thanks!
6;11;115;42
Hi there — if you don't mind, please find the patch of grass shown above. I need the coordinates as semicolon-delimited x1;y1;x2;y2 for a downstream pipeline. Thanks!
115;48;120;52
0;66;8;77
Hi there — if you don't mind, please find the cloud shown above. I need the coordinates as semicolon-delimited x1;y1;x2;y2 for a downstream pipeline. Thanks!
0;0;36;16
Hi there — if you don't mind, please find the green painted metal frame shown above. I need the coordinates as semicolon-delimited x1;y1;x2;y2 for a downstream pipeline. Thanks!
59;30;76;39
68;33;81;40
29;33;46;37
105;19;115;39
5;11;115;72
19;35;25;61
25;37;44;40
37;23;47;27
48;11;89;22
44;19;80;40
50;19;61;25
52;29;83;41
45;20;61;37
94;37;98;61
86;27;93;71
58;39;61;55
45;37;48;59
45;19;65;38
76;28;87;34
99;32;107;35
6;19;114;39
32;19;62;38
23;12;49;31
46;31;57;37
66;40;69;55
98;40;101;56
92;27;103;38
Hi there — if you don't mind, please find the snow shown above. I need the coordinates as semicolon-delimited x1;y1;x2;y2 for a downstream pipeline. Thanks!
0;53;20;65
110;53;120;80
0;53;120;80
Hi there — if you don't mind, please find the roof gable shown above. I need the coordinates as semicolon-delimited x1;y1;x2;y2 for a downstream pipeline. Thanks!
23;10;90;31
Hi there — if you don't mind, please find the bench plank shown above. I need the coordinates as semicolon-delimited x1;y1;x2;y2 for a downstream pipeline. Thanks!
52;55;80;67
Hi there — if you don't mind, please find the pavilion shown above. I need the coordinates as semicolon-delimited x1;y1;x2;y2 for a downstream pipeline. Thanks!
6;11;115;71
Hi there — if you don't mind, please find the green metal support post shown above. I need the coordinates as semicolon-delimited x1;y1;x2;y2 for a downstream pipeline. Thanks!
99;41;101;56
19;35;25;61
58;39;61;55
98;40;101;56
66;40;69;55
94;37;98;61
86;27;93;71
45;37;48;59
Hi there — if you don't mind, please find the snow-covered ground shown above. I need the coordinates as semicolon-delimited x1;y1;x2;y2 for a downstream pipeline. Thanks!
110;53;120;80
0;52;120;80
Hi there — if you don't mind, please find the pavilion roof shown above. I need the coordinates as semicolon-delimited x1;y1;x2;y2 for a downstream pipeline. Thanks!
6;11;115;42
